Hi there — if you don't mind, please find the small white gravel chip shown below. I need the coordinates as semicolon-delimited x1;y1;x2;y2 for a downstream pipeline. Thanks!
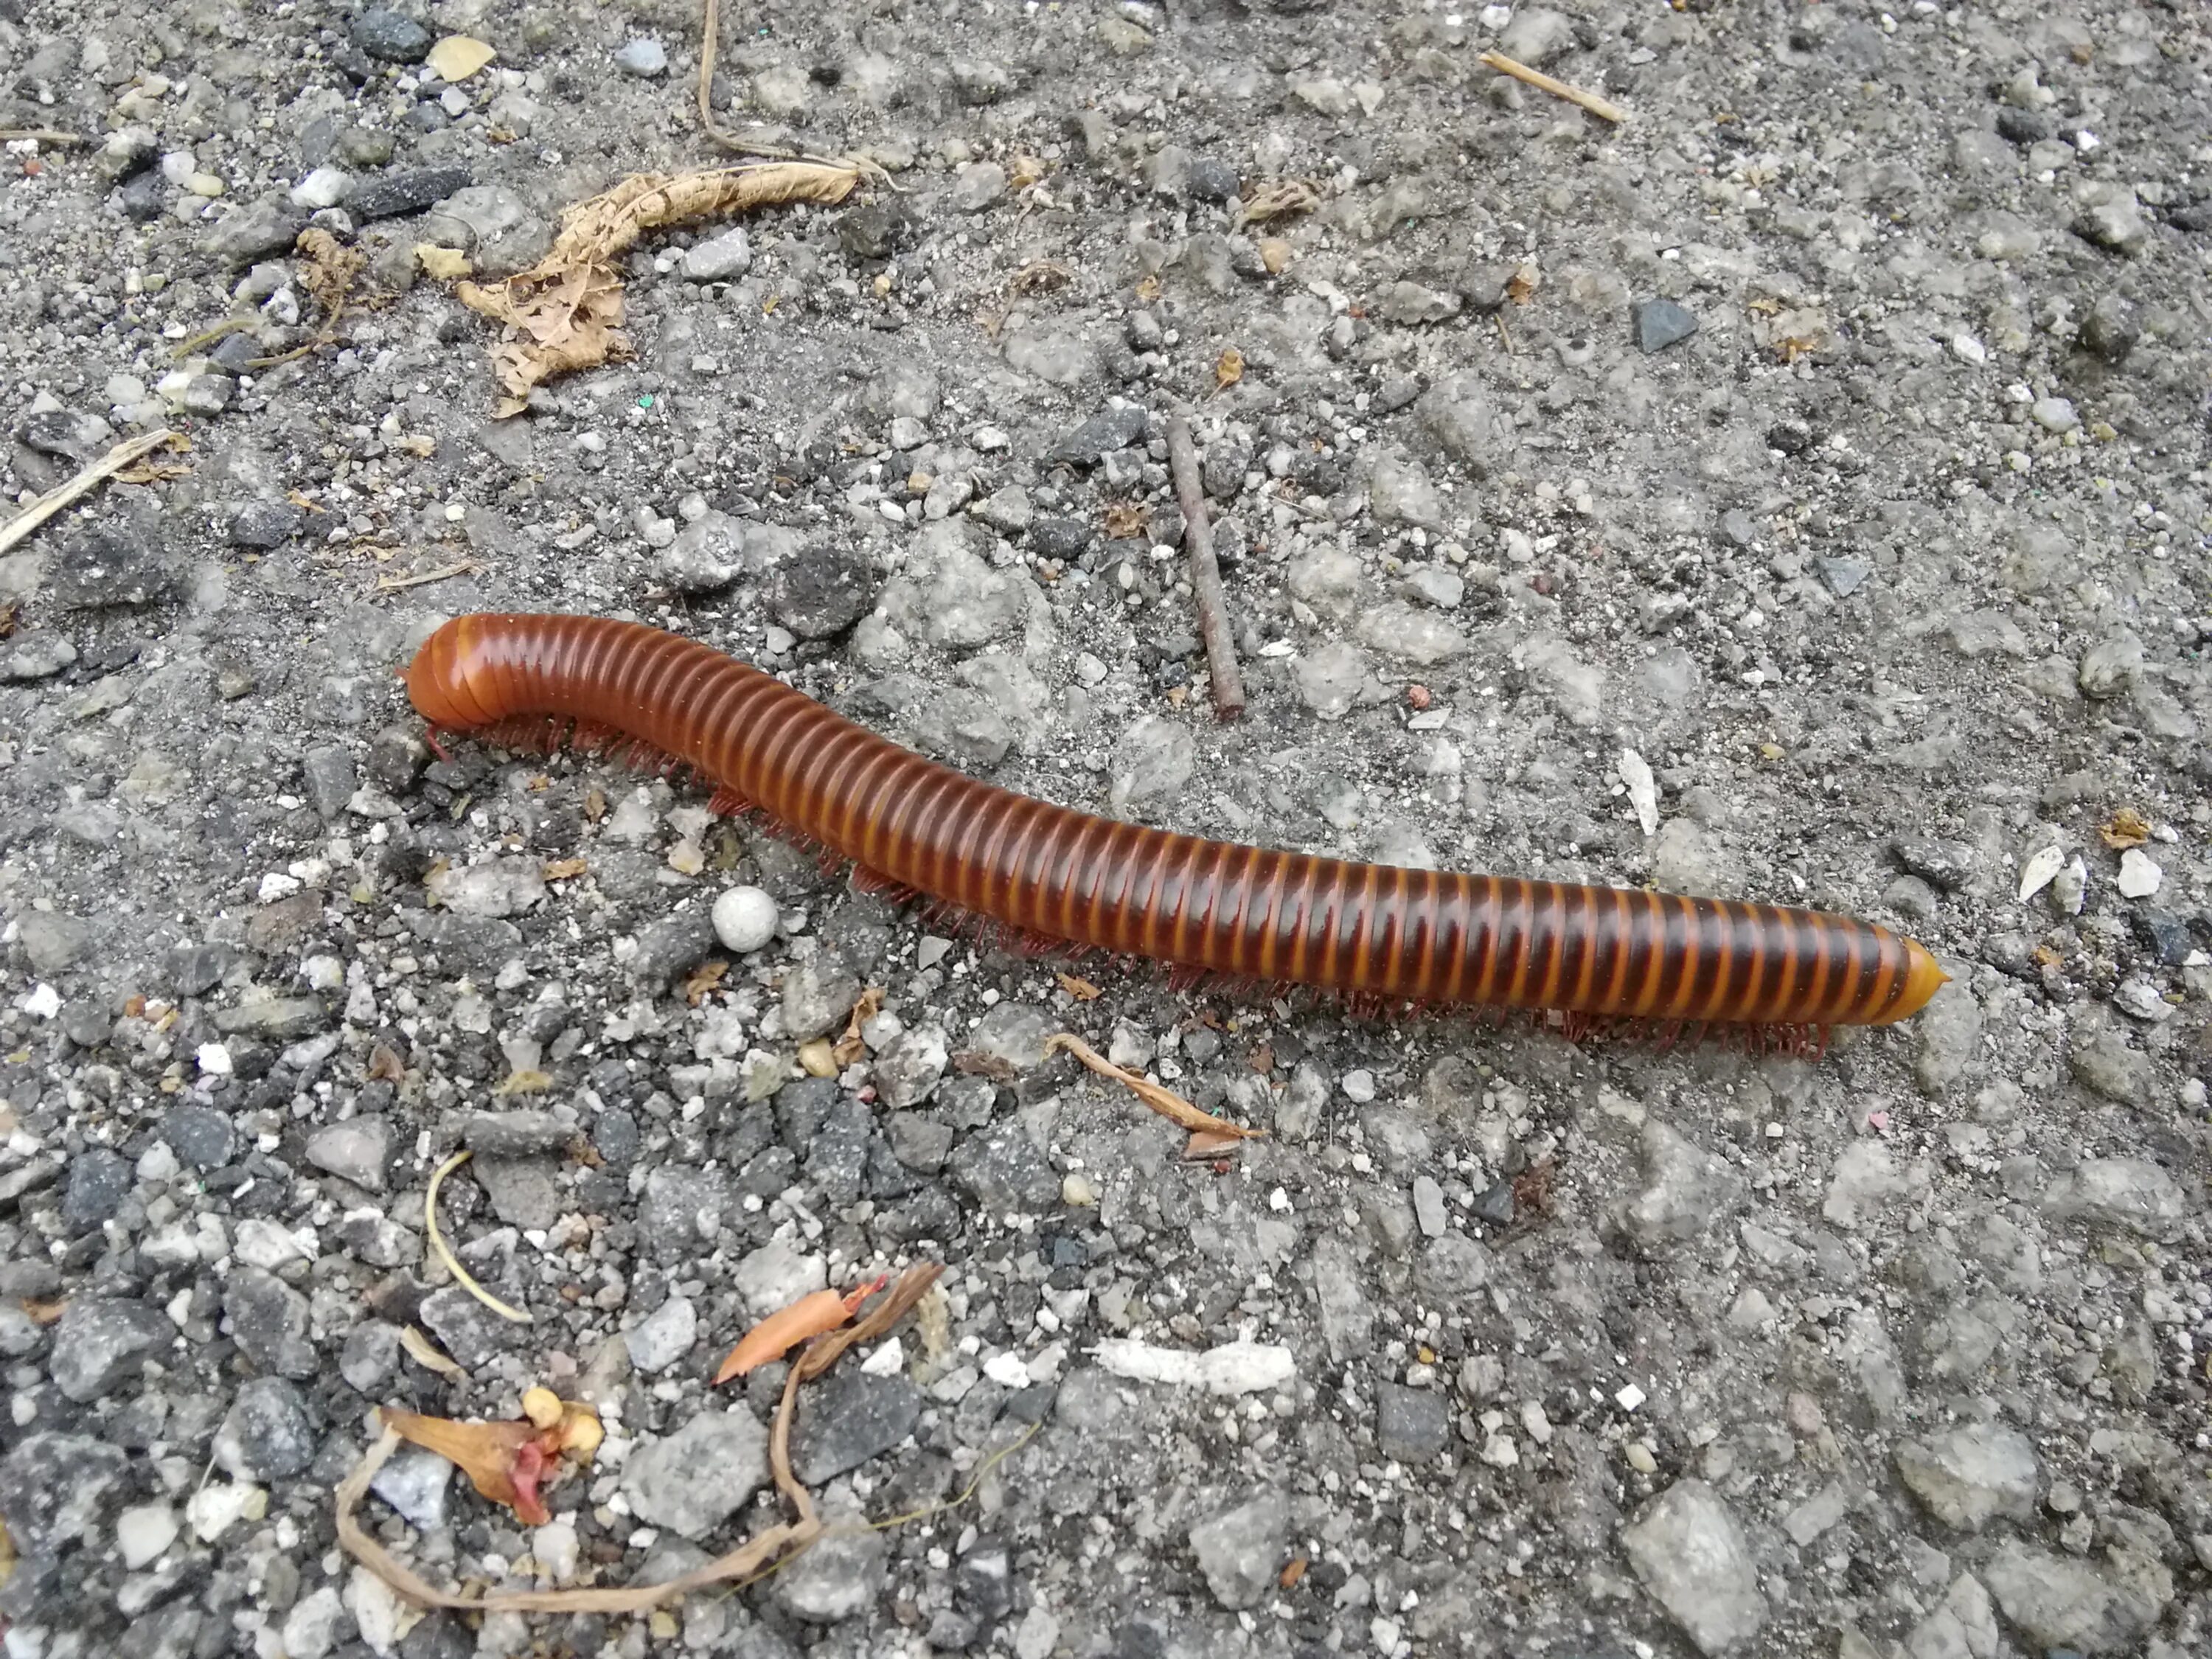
1615;1382;1648;1411
983;1352;1032;1388
21;983;60;1019
2017;843;2066;902
2115;848;2162;899
116;1503;179;1569
711;885;779;953
197;1042;234;1076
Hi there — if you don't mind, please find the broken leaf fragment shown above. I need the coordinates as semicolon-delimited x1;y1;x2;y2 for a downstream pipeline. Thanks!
713;1275;889;1385
379;1397;601;1526
424;36;496;83
2097;807;2150;849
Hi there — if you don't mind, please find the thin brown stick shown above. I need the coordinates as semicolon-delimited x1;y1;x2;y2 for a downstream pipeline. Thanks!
376;560;481;593
1164;417;1247;723
0;128;84;145
1477;50;1627;124
1045;1033;1263;1141
0;428;180;557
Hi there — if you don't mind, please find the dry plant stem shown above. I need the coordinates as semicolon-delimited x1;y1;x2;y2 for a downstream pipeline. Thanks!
1164;417;1248;722
0;128;83;144
425;1150;532;1324
0;428;178;557
1477;49;1627;123
1044;1033;1262;1140
378;560;481;594
338;1426;817;1613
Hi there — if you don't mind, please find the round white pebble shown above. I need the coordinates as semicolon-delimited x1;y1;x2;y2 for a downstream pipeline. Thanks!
712;886;779;953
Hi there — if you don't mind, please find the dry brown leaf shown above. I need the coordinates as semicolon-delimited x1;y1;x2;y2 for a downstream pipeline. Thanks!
1133;273;1162;303
541;857;588;880
368;1042;406;1082
1045;1033;1263;1140
1248;1042;1275;1074
425;35;496;83
952;1049;1019;1082
457;164;860;414
1055;972;1102;1001
1009;259;1073;295
296;228;365;321
19;1297;66;1326
2098;808;2151;849
1506;260;1540;305
493;1069;552;1096
400;1325;466;1378
1281;1555;1310;1589
380;1401;597;1526
0;599;15;639
684;959;728;1006
1183;1129;1247;1160
1214;347;1245;392
416;244;473;281
832;986;883;1068
1008;154;1047;191
1236;178;1322;228
714;1276;886;1385
1104;501;1148;540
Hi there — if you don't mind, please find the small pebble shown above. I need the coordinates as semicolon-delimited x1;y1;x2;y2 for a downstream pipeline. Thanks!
712;886;779;953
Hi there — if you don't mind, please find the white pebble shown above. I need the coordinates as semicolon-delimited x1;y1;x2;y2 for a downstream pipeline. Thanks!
116;1502;179;1569
196;1042;234;1076
711;885;779;952
2017;843;2066;902
21;983;60;1019
1340;1068;1377;1104
1615;1382;1647;1411
2115;848;2162;899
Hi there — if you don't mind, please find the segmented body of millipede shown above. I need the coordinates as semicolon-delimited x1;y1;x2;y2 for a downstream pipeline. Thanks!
405;614;1948;1040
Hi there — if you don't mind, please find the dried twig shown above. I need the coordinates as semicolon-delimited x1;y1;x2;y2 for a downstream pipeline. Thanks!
1046;1033;1262;1141
1477;49;1627;124
425;1150;532;1324
376;560;481;593
0;128;83;145
1164;417;1246;722
0;428;180;557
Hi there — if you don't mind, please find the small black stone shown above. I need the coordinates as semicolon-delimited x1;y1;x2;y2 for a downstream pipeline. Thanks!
302;745;358;818
1029;517;1093;560
1050;404;1148;465
352;7;432;63
229;501;306;549
2079;293;2138;365
349;165;473;221
163;1102;237;1169
1994;108;2050;146
1630;297;1699;354
790;1368;924;1485
60;1147;129;1233
1376;1382;1450;1462
50;526;177;611
629;910;717;984
767;542;877;640
217;1377;319;1480
837;200;913;261
1471;1178;1516;1228
117;169;168;221
1187;156;1241;204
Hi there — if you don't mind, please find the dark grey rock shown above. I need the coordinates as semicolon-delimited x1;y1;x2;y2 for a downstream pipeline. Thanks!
0;633;77;681
1188;1490;1287;1610
886;1113;953;1172
349;165;472;221
302;745;358;818
163;1102;236;1169
15;912;88;975
1376;1382;1450;1462
51;1298;170;1402
1632;298;1699;353
60;1146;129;1231
50;526;177;611
223;1266;316;1377
366;725;431;792
304;1115;390;1189
780;955;860;1042
462;1110;574;1158
213;1377;319;1481
790;1369;924;1485
352;7;431;62
639;1166;731;1261
1187;155;1241;204
473;1156;560;1230
1049;405;1147;465
623;1410;770;1540
2079;293;2138;364
948;1123;1057;1213
632;909;717;983
229;501;305;549
0;1432;128;1562
201;199;307;265
1029;517;1091;560
417;1284;524;1368
768;543;877;640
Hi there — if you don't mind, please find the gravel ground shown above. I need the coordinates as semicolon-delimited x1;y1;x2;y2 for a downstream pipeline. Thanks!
2;1;2210;1657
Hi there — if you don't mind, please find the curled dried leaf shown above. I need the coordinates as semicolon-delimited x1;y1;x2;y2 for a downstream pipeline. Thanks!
380;1408;550;1524
1104;501;1149;540
400;1325;465;1378
1054;972;1101;1001
1214;347;1245;391
714;1275;887;1385
2098;807;2151;849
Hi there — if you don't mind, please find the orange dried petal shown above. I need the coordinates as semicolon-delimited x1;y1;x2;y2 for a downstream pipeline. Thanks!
712;1287;859;1385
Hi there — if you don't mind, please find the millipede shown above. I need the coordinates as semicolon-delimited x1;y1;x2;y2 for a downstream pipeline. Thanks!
404;614;1948;1047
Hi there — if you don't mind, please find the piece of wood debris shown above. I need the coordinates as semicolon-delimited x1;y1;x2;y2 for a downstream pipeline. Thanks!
1164;417;1248;722
0;428;181;557
1478;49;1627;124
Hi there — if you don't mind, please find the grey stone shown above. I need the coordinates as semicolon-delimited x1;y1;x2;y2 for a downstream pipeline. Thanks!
1632;298;1699;352
1312;1235;1371;1360
60;1147;129;1231
780;955;861;1041
887;1113;953;1172
625;1295;697;1374
1;632;78;681
473;1156;560;1230
163;1103;235;1169
624;1410;771;1540
0;1433;128;1559
631;909;717;983
682;227;753;282
349;166;472;221
339;1321;398;1394
953;161;1007;211
1616;1120;1745;1248
301;745;357;818
774;1499;888;1621
1376;1383;1449;1462
1980;1540;2170;1655
305;1116;390;1189
614;38;669;77
462;1110;574;1158
1618;1479;1767;1655
1915;978;1983;1098
1110;714;1194;807
1416;372;1505;472
224;1267;316;1377
767;542;876;640
911;689;1012;767
947;1123;1057;1213
1498;5;1579;66
1048;404;1147;466
15;911;89;975
2067;1015;2151;1104
790;1370;924;1485
417;1284;521;1368
1902;1574;2000;1659
212;1377;318;1481
228;501;305;548
369;1447;452;1531
639;1166;731;1261
201;199;306;265
51;1298;170;1402
2042;1158;2185;1239
1188;1490;1287;1610
212;998;327;1040
352;8;431;62
1895;1423;2039;1531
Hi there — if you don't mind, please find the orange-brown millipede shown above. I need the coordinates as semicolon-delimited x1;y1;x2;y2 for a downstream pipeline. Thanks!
405;614;1948;1038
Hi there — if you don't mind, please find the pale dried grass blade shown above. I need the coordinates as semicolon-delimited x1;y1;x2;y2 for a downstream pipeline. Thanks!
1477;49;1627;124
425;1150;532;1324
399;1326;466;1378
0;428;181;557
1044;1033;1263;1139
